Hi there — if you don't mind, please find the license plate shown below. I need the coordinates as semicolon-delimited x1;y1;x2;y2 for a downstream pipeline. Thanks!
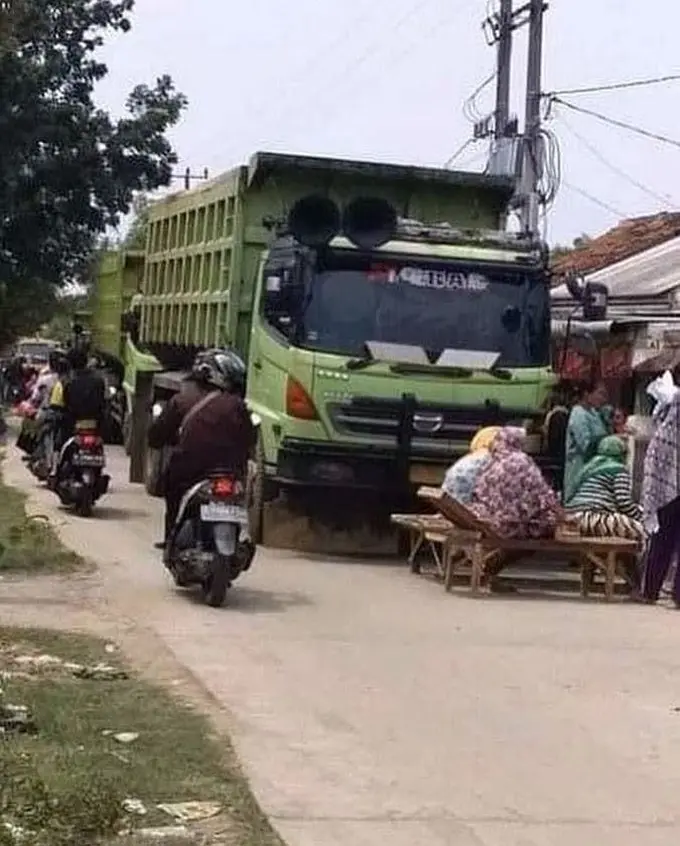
408;463;445;486
200;502;248;523
73;454;105;467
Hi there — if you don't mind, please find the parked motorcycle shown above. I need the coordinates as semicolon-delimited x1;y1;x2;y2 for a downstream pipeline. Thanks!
49;423;110;516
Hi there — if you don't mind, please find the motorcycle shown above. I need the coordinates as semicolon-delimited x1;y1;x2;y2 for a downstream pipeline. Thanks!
166;471;255;607
156;403;259;607
49;423;110;516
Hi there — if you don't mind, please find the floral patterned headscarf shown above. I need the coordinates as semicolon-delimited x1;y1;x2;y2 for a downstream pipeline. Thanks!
472;426;558;539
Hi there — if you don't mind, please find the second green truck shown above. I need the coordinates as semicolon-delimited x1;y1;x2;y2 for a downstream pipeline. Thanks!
99;151;554;535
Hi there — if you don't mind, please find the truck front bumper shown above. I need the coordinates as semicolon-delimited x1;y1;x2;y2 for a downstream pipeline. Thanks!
275;438;447;492
274;437;562;493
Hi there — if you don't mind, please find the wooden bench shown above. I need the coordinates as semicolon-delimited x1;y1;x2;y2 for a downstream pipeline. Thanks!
413;487;640;600
390;512;458;578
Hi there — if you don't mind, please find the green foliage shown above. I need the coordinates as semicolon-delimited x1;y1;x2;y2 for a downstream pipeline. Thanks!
0;0;187;344
0;478;82;573
0;746;123;846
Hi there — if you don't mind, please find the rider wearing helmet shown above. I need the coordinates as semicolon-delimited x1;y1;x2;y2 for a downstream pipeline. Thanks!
148;347;255;550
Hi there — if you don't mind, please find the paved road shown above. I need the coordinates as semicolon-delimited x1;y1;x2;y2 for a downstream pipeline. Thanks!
6;446;680;845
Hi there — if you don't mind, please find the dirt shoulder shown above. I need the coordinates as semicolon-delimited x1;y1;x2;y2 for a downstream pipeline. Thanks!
0;453;282;846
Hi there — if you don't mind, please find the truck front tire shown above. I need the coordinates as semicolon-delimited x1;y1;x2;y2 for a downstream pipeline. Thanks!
249;435;265;545
144;445;165;497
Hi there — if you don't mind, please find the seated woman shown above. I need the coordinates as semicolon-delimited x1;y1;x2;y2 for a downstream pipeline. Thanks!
441;426;500;504
564;435;643;541
471;426;560;539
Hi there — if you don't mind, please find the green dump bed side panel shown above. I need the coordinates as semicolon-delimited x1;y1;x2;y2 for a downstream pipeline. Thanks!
139;152;515;360
92;250;145;359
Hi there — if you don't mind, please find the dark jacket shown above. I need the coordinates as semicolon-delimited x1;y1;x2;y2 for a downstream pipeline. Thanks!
63;368;106;429
148;380;254;491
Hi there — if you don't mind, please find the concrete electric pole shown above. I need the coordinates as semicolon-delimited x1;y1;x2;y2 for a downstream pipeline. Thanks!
520;0;547;235
484;1;548;235
494;0;513;140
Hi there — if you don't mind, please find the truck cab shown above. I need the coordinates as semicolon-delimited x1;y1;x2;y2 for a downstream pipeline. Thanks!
248;200;553;505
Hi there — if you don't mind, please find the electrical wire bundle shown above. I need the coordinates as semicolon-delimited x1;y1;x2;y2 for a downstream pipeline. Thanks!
537;127;562;210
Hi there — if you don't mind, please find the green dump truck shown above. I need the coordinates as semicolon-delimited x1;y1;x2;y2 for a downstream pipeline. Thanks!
120;151;554;534
91;250;145;361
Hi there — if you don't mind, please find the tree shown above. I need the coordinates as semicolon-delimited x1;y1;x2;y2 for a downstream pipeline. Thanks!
0;0;187;343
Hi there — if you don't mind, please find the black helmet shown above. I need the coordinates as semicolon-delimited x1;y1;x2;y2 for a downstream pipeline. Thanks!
191;348;246;395
48;349;66;370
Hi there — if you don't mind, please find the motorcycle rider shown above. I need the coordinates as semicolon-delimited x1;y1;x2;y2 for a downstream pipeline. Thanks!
29;353;71;470
148;348;255;551
28;350;62;411
49;347;106;481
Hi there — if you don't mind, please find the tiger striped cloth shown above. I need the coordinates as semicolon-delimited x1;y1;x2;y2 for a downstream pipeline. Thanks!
569;510;645;542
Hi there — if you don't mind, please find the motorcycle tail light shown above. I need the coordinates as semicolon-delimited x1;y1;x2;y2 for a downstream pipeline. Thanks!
77;433;100;449
211;477;234;498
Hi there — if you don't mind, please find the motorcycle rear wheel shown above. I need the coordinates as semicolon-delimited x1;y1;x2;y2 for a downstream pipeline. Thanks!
76;490;94;518
202;555;230;608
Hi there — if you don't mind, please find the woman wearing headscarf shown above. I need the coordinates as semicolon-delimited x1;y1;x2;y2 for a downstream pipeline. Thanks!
641;392;680;606
471;427;560;539
563;380;610;503
441;426;500;504
565;435;643;541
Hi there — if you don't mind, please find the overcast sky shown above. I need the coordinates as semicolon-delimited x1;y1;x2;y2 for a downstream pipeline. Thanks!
96;0;680;246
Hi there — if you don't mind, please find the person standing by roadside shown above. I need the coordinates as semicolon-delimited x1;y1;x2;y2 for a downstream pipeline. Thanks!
563;380;610;503
641;391;680;606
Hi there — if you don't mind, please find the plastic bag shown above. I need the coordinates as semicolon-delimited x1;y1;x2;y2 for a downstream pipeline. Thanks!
647;370;679;421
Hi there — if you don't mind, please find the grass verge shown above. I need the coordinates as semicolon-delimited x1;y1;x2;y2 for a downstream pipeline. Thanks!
0;627;280;846
0;457;81;574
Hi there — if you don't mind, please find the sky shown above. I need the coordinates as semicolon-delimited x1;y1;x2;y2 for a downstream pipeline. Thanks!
95;0;680;247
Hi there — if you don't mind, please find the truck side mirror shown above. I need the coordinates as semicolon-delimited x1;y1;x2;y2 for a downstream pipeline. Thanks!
262;267;305;339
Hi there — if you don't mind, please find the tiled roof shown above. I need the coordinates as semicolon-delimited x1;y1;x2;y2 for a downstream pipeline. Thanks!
551;212;680;276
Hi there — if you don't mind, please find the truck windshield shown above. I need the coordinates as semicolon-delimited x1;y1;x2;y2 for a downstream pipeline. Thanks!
300;250;550;368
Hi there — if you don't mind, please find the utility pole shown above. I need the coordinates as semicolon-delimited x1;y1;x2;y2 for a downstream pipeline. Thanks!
170;167;210;190
520;0;547;235
494;0;513;140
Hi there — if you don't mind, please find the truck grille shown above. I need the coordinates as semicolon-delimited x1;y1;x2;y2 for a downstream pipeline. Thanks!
327;397;533;457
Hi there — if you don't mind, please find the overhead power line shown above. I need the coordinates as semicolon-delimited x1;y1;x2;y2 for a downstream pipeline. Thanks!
556;117;676;207
547;73;680;97
463;72;496;123
562;181;626;218
552;97;680;151
444;138;476;168
248;0;442;140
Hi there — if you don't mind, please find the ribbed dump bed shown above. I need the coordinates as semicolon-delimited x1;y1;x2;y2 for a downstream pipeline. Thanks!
92;250;145;359
139;151;515;363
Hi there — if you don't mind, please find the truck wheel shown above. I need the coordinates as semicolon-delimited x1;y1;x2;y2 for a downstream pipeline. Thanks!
144;446;164;497
249;435;265;545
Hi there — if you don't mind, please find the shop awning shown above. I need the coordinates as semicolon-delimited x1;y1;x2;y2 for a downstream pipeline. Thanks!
634;347;680;373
